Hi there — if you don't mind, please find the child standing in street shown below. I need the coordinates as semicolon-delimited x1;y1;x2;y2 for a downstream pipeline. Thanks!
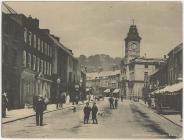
92;102;98;124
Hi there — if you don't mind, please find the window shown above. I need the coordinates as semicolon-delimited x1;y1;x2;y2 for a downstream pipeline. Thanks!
28;53;31;68
37;57;40;72
38;38;40;50
44;61;47;74
33;34;37;48
24;28;27;43
45;43;47;55
33;55;36;70
47;62;49;75
40;60;43;73
50;47;52;57
41;41;44;53
47;45;50;56
50;64;52;75
23;50;27;67
145;64;148;68
38;39;41;51
28;31;32;46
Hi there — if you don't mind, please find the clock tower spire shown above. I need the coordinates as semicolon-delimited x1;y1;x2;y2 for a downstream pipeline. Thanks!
124;23;141;61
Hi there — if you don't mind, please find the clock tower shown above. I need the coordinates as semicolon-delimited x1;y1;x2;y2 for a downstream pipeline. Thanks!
124;23;141;61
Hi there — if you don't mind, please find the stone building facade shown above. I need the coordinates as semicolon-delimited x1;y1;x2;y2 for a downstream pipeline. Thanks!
2;7;82;108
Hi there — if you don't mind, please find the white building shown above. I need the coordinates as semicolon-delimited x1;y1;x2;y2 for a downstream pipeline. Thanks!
120;24;165;98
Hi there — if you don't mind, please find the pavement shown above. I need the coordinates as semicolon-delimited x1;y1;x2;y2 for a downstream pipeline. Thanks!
138;99;182;127
2;102;85;124
2;98;182;138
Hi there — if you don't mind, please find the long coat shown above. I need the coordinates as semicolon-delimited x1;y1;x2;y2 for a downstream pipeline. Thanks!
34;98;46;112
92;105;98;115
83;106;91;116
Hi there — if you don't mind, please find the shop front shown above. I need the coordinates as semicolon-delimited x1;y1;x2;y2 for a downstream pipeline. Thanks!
154;82;182;114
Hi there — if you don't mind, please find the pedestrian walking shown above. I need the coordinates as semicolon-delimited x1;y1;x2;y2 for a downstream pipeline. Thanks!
109;96;114;109
83;102;91;124
148;97;152;108
115;97;118;109
121;95;124;102
33;94;46;126
56;94;60;109
2;92;8;118
60;92;66;109
92;102;98;124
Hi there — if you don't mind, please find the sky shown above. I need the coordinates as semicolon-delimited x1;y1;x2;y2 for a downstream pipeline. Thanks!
4;1;182;58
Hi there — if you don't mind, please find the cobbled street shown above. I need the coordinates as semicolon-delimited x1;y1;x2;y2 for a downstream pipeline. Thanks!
2;98;182;138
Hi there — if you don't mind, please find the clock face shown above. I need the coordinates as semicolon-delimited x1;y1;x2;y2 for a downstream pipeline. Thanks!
128;42;137;50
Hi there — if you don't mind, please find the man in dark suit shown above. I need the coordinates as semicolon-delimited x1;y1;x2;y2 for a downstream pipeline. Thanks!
92;102;98;124
83;102;91;124
33;95;46;126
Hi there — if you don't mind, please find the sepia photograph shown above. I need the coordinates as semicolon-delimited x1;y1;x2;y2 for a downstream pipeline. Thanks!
1;1;183;138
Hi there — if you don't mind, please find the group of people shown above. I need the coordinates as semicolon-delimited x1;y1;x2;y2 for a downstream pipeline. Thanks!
83;102;98;124
109;96;119;109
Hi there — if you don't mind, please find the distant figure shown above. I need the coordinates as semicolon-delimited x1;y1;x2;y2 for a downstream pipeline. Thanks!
66;94;70;104
72;105;76;112
109;96;114;109
33;95;46;126
75;95;79;105
88;94;91;102
148;97;152;108
56;94;60;109
83;102;91;124
2;92;8;118
60;92;66;109
115;97;118;109
121;95;124;102
92;102;98;124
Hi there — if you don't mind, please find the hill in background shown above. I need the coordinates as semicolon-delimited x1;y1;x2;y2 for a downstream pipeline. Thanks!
78;54;121;72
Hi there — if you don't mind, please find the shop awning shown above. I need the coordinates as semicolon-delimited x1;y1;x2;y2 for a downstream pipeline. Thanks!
155;82;183;94
164;82;182;92
112;89;120;93
104;89;110;93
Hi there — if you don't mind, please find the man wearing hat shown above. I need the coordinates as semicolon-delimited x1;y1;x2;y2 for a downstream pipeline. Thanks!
83;102;91;124
33;94;46;126
92;102;98;124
